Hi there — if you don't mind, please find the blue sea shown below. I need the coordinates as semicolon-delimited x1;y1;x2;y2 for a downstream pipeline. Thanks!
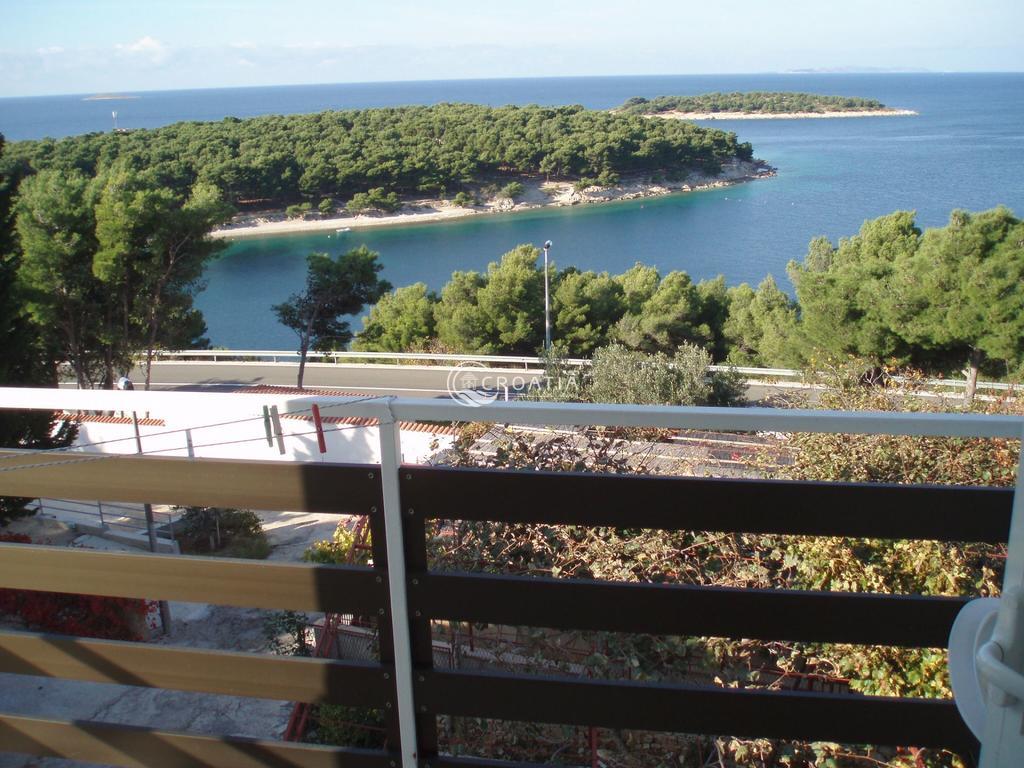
2;73;1022;349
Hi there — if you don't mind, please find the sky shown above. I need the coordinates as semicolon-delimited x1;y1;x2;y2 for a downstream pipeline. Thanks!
1;0;1022;97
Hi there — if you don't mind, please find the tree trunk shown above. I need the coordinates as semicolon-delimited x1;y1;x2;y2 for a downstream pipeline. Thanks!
964;347;983;407
102;346;115;390
297;341;308;390
144;307;161;391
144;272;171;391
296;309;319;390
144;346;155;391
64;311;87;389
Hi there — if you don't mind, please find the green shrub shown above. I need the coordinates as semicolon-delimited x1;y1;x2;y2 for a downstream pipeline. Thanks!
497;181;525;200
346;188;401;214
217;535;271;559
530;344;744;407
317;198;335;216
175;506;269;558
285;202;312;219
264;610;311;656
588;343;743;406
312;704;386;748
303;522;370;565
751;368;1014;704
452;190;475;207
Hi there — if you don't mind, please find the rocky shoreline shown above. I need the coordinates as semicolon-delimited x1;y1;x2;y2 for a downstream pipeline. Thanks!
211;160;776;240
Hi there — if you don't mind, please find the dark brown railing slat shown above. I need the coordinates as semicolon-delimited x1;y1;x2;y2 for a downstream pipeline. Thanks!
403;466;1012;543
418;669;977;754
414;572;967;648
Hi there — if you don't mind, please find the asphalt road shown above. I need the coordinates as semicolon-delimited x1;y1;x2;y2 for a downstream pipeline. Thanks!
130;361;798;403
133;361;545;398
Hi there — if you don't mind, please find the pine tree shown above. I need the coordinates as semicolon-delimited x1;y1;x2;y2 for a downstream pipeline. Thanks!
0;135;76;524
892;207;1024;402
355;283;437;352
724;276;801;367
788;212;921;364
274;246;390;389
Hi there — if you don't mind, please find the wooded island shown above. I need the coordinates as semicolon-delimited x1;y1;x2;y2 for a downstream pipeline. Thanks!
1;103;754;212
617;91;916;119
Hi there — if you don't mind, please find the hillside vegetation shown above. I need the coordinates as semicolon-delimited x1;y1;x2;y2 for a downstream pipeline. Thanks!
0;104;754;209
617;91;888;115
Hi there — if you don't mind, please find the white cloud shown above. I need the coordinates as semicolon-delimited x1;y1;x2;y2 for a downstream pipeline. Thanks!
114;36;169;64
36;46;65;56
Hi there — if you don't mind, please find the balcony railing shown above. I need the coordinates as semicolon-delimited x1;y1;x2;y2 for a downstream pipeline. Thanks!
0;388;1022;767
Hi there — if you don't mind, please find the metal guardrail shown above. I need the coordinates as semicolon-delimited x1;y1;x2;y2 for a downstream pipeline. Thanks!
0;388;1022;767
152;349;562;369
149;349;1016;392
33;498;177;540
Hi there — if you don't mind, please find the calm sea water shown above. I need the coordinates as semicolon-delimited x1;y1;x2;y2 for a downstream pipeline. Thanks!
2;73;1022;349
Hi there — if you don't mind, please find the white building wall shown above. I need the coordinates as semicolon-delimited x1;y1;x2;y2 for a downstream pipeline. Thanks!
69;404;451;465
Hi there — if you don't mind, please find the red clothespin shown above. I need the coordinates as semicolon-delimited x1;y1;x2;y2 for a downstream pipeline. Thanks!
311;404;327;454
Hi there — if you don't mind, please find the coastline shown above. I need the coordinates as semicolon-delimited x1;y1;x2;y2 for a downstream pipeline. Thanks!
211;160;776;240
651;108;917;121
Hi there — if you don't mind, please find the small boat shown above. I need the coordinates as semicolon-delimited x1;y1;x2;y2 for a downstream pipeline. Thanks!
336;227;351;234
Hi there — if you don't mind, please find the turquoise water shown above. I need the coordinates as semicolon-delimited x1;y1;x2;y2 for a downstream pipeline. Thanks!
4;73;1022;349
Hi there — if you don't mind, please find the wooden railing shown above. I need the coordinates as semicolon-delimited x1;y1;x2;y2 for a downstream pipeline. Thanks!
1;390;1023;767
0;458;393;767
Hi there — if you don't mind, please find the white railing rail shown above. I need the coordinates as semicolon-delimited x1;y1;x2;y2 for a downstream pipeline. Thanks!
1;386;1022;768
2;387;1023;438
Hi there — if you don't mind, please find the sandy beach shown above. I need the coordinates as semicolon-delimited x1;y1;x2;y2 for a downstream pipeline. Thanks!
652;108;917;121
211;160;775;240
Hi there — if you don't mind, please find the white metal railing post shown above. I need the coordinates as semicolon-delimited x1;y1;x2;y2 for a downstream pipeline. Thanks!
376;404;419;768
979;426;1024;767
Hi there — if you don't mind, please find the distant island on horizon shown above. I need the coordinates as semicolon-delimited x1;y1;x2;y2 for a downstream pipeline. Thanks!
615;92;917;120
783;66;933;74
81;94;140;101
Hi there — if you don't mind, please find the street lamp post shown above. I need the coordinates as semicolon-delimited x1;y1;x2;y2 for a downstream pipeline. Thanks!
542;240;552;351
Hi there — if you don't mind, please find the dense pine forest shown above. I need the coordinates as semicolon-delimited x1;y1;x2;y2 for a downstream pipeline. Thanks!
355;206;1024;403
617;92;889;115
0;104;754;209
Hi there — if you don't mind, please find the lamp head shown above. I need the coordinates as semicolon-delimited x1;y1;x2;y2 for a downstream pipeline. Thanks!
543;240;553;250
